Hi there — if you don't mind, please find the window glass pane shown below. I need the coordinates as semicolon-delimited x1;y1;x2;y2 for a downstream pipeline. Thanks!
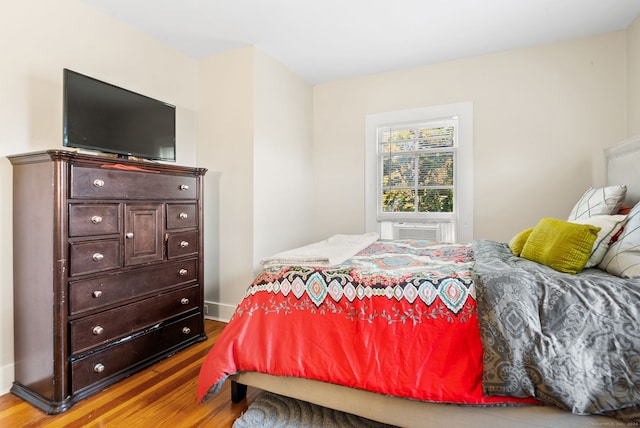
388;128;416;144
382;189;416;212
380;140;414;153
418;152;453;186
418;189;454;212
417;126;454;149
383;154;415;187
378;119;457;216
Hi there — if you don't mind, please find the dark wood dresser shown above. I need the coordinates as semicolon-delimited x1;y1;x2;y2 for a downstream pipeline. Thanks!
9;150;207;414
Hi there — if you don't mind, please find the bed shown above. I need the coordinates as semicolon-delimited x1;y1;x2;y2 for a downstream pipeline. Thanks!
197;136;640;427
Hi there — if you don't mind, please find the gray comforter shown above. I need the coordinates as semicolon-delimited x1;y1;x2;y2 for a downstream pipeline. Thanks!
472;240;640;421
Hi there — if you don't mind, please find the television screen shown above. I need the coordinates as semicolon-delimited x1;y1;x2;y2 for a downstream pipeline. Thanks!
63;69;176;162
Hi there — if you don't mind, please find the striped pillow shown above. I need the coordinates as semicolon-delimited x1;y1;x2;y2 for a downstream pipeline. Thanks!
570;214;627;268
599;202;640;278
567;185;627;221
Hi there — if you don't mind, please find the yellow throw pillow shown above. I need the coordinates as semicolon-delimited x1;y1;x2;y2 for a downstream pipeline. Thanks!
520;218;601;274
509;227;534;256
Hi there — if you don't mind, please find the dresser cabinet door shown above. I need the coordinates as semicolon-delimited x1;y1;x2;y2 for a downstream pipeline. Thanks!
124;204;164;266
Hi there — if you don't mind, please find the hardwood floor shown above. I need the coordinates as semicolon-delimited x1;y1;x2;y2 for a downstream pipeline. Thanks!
0;320;258;427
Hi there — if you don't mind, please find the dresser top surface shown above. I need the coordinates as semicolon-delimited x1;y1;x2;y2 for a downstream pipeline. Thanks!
8;149;207;176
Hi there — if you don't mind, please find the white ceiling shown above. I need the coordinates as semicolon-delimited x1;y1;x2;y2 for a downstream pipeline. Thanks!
80;0;640;84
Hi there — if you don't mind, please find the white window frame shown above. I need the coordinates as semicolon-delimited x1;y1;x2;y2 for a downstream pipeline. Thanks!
365;102;473;243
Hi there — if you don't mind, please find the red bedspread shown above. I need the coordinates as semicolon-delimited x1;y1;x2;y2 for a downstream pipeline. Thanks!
197;240;539;406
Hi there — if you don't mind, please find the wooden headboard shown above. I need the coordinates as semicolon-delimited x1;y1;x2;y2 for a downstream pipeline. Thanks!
605;135;640;206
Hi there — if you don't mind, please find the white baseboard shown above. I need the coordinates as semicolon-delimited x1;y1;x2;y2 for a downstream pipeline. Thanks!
204;301;236;323
0;362;13;395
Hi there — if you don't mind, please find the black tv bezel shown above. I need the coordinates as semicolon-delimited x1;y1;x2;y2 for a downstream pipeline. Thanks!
62;68;176;162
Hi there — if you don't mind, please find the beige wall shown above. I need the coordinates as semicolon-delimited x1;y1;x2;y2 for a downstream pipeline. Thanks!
197;47;314;320
0;0;198;394
252;49;314;267
312;32;627;243
628;15;640;136
198;48;256;320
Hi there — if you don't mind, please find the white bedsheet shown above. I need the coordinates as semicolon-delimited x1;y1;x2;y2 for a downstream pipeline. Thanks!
260;232;379;269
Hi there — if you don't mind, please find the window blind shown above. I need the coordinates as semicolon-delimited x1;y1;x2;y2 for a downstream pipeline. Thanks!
378;119;456;214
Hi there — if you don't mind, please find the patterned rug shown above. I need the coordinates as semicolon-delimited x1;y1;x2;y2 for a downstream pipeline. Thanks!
233;391;397;428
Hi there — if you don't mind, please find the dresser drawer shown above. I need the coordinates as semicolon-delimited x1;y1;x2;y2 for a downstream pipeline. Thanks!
69;259;198;316
70;166;197;200
69;204;120;237
167;231;199;259
69;285;199;355
69;239;121;277
166;203;197;229
71;312;201;393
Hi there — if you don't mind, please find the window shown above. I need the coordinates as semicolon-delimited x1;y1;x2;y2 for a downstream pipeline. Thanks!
379;118;456;217
365;102;473;243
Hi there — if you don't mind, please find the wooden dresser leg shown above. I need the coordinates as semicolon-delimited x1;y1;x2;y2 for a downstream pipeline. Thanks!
231;380;247;403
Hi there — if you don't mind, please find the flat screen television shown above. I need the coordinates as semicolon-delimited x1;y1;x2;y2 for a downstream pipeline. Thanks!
63;68;176;162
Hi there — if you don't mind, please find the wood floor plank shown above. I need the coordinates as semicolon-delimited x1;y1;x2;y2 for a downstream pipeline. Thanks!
0;320;256;428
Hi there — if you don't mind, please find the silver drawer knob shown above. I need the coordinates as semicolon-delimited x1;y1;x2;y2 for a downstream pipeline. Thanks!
93;290;103;298
182;327;191;335
178;269;188;276
91;215;103;224
179;184;190;190
180;241;189;248
125;232;134;239
92;253;104;262
180;298;190;305
93;363;105;373
179;212;188;220
92;325;104;335
93;179;105;188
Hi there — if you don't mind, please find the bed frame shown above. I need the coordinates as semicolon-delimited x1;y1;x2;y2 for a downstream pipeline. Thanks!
229;135;640;428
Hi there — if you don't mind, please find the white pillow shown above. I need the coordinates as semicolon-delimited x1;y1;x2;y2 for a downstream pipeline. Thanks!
570;215;627;268
599;202;640;278
567;185;627;221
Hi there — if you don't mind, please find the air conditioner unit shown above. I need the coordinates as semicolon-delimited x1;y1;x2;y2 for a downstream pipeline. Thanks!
392;222;441;241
